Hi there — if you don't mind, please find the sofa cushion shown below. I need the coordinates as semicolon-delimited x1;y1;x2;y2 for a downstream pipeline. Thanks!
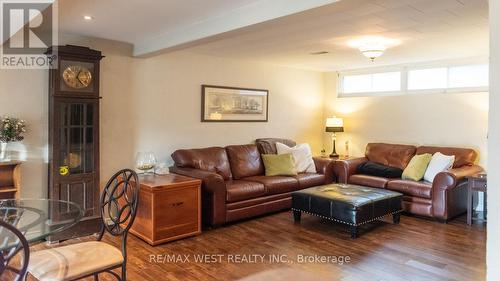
416;146;477;168
171;147;232;180
386;180;432;199
262;154;298;176
402;153;432;181
244;176;299;195
402;195;432;205
276;142;316;173
357;161;403;178
225;180;266;203
255;138;297;154
349;174;389;188
365;143;417;170
294;173;325;188
226;144;264;179
423;152;455;182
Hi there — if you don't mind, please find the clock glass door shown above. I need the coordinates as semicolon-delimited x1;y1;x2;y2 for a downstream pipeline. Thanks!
54;99;99;220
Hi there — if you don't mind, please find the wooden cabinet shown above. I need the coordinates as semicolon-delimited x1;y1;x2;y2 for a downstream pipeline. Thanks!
131;174;202;245
0;161;21;199
46;45;104;242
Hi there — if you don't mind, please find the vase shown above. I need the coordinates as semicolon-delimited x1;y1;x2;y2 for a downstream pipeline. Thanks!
135;152;157;174
0;142;8;162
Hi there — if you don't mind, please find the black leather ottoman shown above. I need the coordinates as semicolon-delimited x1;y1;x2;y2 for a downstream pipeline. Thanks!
292;184;403;238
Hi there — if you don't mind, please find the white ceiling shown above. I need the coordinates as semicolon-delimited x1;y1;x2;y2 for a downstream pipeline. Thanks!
58;0;489;71
59;0;258;44
185;0;490;71
58;0;338;57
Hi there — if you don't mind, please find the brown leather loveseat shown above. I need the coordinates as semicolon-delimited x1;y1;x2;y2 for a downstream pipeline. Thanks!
333;143;483;222
170;138;334;227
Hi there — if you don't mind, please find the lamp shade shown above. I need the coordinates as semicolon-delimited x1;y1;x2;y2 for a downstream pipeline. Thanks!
325;117;344;133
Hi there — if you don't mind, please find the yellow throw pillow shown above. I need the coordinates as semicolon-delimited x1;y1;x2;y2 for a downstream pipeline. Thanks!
402;153;433;181
262;153;297;176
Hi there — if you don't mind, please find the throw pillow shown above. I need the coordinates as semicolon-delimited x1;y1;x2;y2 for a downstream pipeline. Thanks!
423;152;455;182
275;142;316;173
357;161;403;178
262;153;298;176
402;153;433;181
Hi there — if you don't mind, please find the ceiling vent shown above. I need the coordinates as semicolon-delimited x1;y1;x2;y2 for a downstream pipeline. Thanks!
310;51;329;55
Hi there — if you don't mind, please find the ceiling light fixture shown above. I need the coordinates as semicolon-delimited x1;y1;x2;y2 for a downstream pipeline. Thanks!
347;36;400;62
359;46;386;62
83;15;93;21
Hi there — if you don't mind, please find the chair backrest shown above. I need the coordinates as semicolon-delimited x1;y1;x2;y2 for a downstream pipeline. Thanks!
98;169;140;239
0;220;29;281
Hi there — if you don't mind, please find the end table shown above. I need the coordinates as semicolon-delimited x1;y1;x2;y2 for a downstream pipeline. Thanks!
467;173;487;225
130;173;202;245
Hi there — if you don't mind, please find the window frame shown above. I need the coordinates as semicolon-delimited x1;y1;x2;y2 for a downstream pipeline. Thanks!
338;62;489;98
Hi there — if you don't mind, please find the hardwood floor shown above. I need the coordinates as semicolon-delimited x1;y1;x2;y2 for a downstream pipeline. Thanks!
29;212;486;281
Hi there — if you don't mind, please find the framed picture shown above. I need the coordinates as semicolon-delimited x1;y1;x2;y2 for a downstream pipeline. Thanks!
201;85;269;122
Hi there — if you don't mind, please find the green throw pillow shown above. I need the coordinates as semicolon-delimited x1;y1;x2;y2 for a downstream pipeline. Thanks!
402;153;433;181
262;153;297;176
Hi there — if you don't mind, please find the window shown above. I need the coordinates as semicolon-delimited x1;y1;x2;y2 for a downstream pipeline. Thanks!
408;68;447;90
342;74;371;93
408;64;489;90
342;71;401;94
448;64;489;88
339;63;489;97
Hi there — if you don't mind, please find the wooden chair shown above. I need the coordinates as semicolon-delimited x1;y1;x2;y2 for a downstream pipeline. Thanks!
28;169;140;281
0;220;30;281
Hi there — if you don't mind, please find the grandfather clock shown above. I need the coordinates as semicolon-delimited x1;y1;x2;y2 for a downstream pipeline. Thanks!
46;45;104;242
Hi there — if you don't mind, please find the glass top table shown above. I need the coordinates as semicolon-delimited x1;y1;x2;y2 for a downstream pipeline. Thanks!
0;199;83;246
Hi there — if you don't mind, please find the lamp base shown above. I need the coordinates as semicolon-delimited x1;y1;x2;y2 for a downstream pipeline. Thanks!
330;137;339;159
329;153;339;159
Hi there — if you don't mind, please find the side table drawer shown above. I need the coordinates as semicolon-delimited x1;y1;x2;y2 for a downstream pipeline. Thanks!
154;185;200;240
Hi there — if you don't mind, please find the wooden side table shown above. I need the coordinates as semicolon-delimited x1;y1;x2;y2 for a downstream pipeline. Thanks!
317;155;358;161
130;173;202;245
467;173;487;225
0;161;22;199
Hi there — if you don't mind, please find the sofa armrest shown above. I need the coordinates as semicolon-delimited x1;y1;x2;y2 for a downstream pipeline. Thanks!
433;165;484;191
170;167;225;193
313;157;335;183
170;166;227;226
432;165;484;220
332;157;368;183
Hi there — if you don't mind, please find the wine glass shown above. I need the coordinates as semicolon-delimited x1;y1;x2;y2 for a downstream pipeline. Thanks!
135;152;157;174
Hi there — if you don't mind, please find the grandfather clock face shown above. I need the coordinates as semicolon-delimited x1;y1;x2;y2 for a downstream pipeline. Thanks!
59;60;96;93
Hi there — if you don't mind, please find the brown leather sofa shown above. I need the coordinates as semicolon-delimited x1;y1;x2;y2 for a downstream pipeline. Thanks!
333;143;483;222
170;138;335;227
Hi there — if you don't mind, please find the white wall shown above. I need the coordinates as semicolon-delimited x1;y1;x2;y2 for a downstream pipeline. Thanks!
132;51;325;165
0;62;48;198
323;72;489;167
0;36;325;197
487;0;500;280
1;31;490;210
0;34;137;198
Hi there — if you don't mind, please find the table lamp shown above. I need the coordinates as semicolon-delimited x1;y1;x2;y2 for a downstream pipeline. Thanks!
325;117;344;158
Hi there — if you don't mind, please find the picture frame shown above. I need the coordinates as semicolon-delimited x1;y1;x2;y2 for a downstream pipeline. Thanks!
201;85;269;122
